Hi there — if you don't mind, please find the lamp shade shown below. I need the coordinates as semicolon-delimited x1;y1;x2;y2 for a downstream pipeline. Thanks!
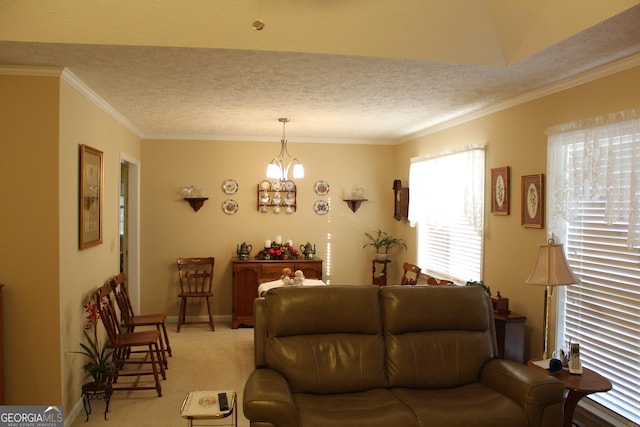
292;163;304;179
266;162;282;179
525;241;579;286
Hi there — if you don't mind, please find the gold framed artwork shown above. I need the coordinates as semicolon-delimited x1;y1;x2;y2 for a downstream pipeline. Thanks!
521;174;544;228
490;166;509;215
79;144;103;249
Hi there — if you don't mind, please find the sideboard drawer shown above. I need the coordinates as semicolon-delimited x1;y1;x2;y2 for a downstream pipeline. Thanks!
261;264;292;280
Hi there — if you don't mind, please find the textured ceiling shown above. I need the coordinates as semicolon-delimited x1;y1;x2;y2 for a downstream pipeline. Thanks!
1;1;640;143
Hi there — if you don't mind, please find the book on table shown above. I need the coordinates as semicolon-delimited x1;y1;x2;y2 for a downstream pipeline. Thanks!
181;390;234;419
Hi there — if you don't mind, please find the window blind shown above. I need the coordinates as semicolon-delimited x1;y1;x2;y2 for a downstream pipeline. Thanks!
409;147;484;282
561;199;640;423
548;111;640;424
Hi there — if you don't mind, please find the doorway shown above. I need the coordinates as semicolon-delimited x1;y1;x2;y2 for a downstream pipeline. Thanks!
120;154;140;312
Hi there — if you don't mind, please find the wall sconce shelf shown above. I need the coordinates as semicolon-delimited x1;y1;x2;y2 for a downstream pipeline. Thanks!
343;199;368;213
184;197;208;212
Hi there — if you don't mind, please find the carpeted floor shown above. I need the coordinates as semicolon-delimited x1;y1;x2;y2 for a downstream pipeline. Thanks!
68;321;254;427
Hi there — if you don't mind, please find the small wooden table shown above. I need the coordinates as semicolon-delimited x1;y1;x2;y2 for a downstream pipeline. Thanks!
371;259;390;286
527;360;612;427
181;390;236;427
493;311;526;363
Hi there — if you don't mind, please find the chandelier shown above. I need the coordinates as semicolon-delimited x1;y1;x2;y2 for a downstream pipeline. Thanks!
266;118;304;181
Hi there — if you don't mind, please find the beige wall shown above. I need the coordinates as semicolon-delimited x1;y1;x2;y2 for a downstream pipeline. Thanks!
395;65;640;359
140;139;404;318
58;77;141;415
0;72;140;420
0;74;62;404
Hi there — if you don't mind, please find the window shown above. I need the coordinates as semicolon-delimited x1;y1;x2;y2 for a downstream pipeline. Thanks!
408;145;485;282
547;109;640;424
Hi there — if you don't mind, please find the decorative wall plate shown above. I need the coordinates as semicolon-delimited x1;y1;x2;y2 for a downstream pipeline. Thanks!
271;180;283;191
284;180;296;191
260;180;271;190
260;192;271;204
285;192;295;205
314;199;330;215
314;180;330;195
222;199;238;215
222;179;238;194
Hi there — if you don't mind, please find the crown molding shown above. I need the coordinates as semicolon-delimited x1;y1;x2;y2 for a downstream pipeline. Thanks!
400;52;640;143
0;65;63;76
60;68;143;138
1;65;144;138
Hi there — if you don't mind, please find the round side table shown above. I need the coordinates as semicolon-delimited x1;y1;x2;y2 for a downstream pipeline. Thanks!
527;360;612;427
81;381;113;421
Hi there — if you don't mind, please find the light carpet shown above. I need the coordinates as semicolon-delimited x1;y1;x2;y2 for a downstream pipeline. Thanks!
69;321;254;427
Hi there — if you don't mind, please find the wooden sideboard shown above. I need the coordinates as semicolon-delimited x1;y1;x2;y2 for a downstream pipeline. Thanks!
231;258;323;329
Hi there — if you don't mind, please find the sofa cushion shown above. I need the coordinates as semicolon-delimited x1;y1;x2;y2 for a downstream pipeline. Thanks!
265;286;387;394
381;286;496;388
294;388;418;427
391;384;527;427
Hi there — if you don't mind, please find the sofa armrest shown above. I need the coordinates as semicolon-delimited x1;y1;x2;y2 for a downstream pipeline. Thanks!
480;359;565;427
243;368;299;427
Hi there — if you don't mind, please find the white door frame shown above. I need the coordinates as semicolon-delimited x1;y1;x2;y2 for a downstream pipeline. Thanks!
120;152;141;312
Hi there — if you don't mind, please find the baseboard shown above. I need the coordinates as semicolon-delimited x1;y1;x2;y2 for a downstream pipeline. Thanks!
574;398;638;427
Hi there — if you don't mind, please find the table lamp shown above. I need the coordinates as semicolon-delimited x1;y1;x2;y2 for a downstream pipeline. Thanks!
525;238;579;359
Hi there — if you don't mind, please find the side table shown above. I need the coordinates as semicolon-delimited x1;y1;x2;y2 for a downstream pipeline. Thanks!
371;259;390;286
527;360;612;427
181;390;236;427
493;311;526;363
81;381;112;421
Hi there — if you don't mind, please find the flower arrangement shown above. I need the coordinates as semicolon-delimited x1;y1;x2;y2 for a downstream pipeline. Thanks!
74;302;114;385
255;243;300;260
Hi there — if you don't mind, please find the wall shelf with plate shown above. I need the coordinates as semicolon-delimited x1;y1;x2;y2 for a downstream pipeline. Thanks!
257;180;296;214
184;197;208;212
343;199;368;212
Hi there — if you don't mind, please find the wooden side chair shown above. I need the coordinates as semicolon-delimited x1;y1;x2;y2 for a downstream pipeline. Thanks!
110;273;172;365
176;257;215;332
400;262;422;285
96;282;165;396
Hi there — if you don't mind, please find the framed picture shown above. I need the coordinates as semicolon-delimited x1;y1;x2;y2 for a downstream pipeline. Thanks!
79;144;103;249
490;166;509;215
521;174;544;228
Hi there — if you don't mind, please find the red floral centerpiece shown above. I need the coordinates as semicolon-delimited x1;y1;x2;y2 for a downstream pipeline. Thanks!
255;243;300;260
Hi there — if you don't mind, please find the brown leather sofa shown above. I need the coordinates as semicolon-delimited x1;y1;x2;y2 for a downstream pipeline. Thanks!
243;285;565;427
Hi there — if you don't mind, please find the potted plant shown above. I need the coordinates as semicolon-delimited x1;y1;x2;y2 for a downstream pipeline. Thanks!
465;280;492;297
363;229;407;260
74;302;114;385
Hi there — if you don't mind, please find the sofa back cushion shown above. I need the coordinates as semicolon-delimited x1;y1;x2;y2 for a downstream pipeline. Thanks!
381;285;496;389
264;285;387;394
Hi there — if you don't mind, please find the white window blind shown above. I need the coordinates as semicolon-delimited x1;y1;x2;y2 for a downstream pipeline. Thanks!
547;110;640;424
408;146;484;282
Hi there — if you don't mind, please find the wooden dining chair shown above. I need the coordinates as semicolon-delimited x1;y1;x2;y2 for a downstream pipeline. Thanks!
95;282;165;396
110;273;172;366
400;262;422;285
176;257;215;332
